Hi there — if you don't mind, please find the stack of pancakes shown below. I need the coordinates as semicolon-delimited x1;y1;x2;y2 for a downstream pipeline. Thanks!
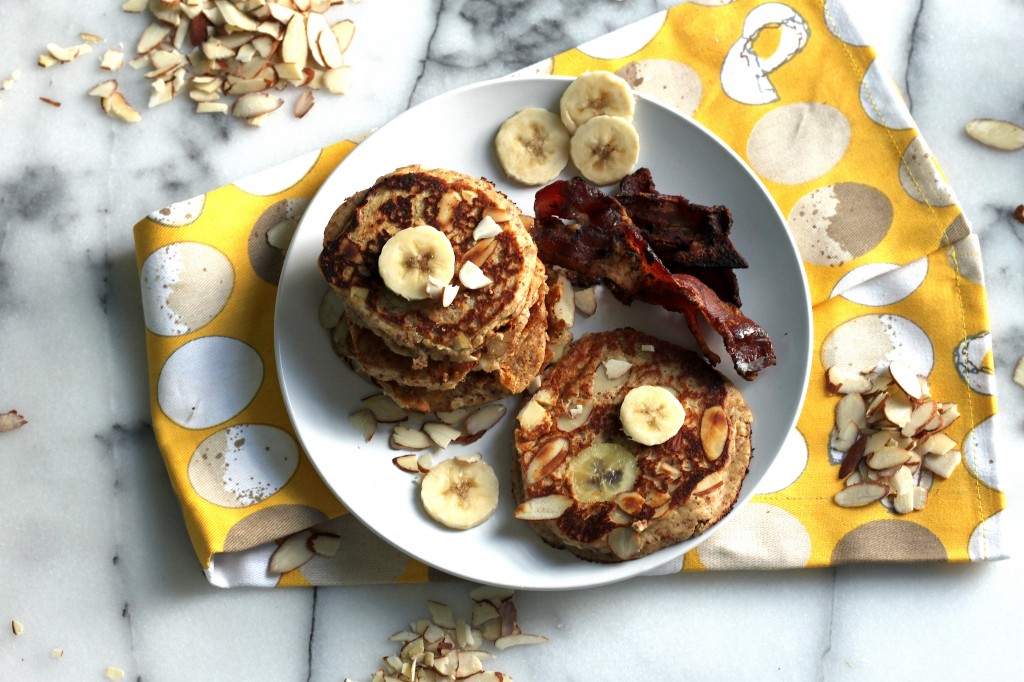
319;166;555;412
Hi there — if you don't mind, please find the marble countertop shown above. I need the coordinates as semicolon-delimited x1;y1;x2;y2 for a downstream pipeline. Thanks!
1;1;1022;679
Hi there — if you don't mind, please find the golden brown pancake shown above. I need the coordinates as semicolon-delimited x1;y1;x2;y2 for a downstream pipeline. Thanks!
512;329;752;562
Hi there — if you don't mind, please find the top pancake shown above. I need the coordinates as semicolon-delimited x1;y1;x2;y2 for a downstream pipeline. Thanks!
512;328;753;562
319;166;539;363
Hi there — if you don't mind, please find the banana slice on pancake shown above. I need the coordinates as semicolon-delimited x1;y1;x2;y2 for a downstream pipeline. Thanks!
377;224;456;300
619;385;686;446
569;443;639;503
494;107;571;186
420;456;500;530
559;70;635;134
569;115;640;186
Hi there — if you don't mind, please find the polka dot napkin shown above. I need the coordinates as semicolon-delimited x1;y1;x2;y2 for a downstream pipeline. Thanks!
134;0;1007;587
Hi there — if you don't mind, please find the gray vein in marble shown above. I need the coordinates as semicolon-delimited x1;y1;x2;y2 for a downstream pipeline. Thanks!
903;0;926;112
306;588;319;682
0;164;68;222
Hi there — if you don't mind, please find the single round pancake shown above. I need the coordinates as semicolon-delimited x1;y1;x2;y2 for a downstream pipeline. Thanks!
512;329;753;563
319;165;539;364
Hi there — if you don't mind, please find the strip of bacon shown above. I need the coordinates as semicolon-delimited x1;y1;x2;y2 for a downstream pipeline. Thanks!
533;179;775;379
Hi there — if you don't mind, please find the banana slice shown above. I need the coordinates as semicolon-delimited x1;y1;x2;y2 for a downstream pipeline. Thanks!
620;385;685;446
559;70;635;134
494;108;570;186
569;115;640;186
377;225;456;300
420;457;500;530
569;442;639;503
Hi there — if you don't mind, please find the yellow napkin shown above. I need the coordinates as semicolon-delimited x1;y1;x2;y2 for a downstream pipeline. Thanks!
134;0;1006;587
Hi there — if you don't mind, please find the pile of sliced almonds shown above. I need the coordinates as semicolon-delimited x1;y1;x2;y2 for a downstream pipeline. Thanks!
346;588;546;682
39;0;358;125
827;361;962;513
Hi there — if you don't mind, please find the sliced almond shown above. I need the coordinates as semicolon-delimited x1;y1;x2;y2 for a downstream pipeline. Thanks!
101;49;125;70
574;287;597;316
323;65;353;94
442;284;459;307
913;486;928;511
422;422;461;449
102;92;142;122
294;89;315;118
47;42;92;62
601;358;632;380
462;238;497;268
122;0;148;11
361;394;407;423
416;451;434;473
923;449;961;479
471;602;501;627
525;437;569;484
826;365;872;394
216;0;259;31
514;494;574;520
916;432;957;456
88;80;120;98
331;19;355;52
138;22;173;53
882;393;912;428
838;433;867;479
888;361;923;400
473;216;503;241
347;409;377;442
0;410;27;432
427;601;456;629
835;392;867;431
305;12;330;67
281;14;308;69
555;400;593;432
700;405;729;461
436;407;472;427
865;446;912;470
607;527;643;560
317;22;344;68
231;91;283;119
615;491;646;515
901;400;937;437
516;398;547;430
308;532;341;557
965;118;1024;151
464;403;506;436
458;261;492;290
268;530;315;573
392;453;420;473
391;426;432;451
833;482;888;507
831;419;860;453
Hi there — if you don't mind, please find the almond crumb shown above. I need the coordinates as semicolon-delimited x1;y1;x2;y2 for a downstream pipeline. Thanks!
11;620;24;636
105;666;126;680
1;410;27;432
52;648;64;659
39;97;61;107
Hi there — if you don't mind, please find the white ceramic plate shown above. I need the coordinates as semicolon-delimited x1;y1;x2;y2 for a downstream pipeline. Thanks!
276;76;811;590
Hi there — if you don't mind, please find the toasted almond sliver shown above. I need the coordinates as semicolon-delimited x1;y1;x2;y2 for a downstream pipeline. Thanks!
965;118;1024;151
294;89;315;118
101;49;125;71
0;410;28;432
331;19;355;52
322;65;353;94
102;92;142;122
833;482;888;507
88;80;119;98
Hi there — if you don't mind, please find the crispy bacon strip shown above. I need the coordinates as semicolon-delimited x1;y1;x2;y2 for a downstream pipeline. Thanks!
533;179;775;379
617;168;747;306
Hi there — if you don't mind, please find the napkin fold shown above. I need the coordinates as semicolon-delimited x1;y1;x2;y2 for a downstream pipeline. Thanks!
134;0;1007;587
